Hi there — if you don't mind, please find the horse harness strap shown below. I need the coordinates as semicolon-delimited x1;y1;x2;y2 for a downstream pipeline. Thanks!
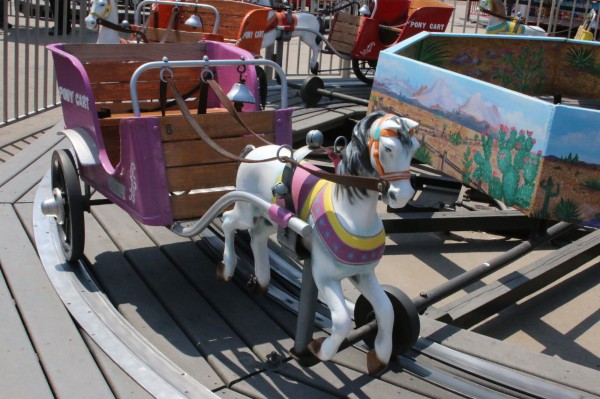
166;78;392;193
96;18;149;43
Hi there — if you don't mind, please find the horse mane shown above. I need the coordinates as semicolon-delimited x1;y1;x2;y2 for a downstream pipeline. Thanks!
335;111;383;200
491;0;507;16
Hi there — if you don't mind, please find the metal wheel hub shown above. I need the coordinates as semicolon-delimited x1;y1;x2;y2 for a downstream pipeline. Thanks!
41;187;66;225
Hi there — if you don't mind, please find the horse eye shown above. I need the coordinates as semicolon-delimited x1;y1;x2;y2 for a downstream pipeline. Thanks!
383;146;393;153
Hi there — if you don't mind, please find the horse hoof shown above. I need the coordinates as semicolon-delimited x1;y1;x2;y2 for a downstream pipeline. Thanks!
307;337;326;359
216;261;230;282
246;275;269;295
367;350;388;376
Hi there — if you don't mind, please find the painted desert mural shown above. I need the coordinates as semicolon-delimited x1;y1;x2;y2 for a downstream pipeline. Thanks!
370;33;600;226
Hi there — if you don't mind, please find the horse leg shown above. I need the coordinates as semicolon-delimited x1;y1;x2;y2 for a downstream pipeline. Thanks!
220;203;255;282
249;217;277;292
303;34;321;74
350;272;394;376
307;276;352;361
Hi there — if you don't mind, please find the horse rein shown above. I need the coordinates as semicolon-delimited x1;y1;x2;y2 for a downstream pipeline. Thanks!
479;5;519;22
165;76;402;194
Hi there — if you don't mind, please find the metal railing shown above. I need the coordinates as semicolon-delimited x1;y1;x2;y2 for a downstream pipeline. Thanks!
1;0;597;127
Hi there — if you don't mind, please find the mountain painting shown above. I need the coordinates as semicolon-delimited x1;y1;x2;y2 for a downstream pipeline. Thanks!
370;32;600;227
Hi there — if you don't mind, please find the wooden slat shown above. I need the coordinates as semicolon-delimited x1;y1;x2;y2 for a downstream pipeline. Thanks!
81;332;155;399
0;254;54;399
160;111;276;141
0;204;114;398
83;210;226;388
84;61;203;84
143;27;223;43
167;162;238;191
162;134;275;167
62;42;209;63
170;189;233;220
0;140;66;204
92;80;202;103
328;12;363;54
0;126;65;187
90;204;264;391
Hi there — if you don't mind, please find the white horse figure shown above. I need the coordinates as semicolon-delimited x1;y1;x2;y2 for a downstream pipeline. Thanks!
479;0;546;36
85;0;126;43
244;0;323;74
220;112;420;375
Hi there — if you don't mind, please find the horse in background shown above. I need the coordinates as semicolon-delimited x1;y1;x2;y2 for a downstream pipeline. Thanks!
220;112;421;375
243;0;324;74
85;0;129;43
479;0;547;36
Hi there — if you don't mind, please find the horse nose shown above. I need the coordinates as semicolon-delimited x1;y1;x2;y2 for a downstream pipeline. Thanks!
388;190;397;202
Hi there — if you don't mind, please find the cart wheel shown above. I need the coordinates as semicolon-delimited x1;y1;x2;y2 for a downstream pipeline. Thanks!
300;76;324;107
354;284;420;356
352;59;377;86
50;149;85;262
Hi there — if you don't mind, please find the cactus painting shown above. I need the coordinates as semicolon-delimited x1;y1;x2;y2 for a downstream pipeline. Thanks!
465;125;541;208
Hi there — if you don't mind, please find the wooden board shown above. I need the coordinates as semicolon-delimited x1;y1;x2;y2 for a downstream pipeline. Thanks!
0;204;114;398
328;12;363;55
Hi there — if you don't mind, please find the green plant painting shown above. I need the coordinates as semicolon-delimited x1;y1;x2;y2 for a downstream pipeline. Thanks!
463;125;541;209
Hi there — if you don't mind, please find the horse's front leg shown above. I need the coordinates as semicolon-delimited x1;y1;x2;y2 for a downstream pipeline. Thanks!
307;275;352;361
305;35;321;74
220;203;254;282
249;217;277;292
350;272;394;376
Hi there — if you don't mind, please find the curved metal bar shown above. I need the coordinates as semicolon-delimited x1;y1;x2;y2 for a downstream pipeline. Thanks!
34;171;219;399
130;58;288;116
276;25;352;60
170;191;311;239
134;0;220;34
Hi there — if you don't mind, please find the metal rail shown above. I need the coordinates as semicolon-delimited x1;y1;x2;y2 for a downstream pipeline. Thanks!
134;0;220;34
33;171;221;399
130;58;289;116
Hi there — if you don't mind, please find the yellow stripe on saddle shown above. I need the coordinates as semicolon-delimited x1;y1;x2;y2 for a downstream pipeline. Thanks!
320;184;385;251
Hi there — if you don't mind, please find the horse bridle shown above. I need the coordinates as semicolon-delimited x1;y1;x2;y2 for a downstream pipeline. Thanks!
368;114;413;183
89;0;112;21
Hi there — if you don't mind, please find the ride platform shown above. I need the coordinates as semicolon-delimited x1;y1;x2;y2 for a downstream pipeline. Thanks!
0;86;599;398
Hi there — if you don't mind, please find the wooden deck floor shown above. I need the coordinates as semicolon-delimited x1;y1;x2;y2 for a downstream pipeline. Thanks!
2;85;600;398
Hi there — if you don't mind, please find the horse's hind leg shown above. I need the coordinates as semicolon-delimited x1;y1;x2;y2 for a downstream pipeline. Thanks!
220;202;255;282
249;217;277;292
350;272;394;376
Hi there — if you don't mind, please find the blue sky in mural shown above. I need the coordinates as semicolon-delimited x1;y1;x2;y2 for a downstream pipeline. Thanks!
375;54;559;157
548;107;600;164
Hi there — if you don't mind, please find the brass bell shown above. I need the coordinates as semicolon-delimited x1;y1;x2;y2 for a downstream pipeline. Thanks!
227;80;256;104
184;14;203;28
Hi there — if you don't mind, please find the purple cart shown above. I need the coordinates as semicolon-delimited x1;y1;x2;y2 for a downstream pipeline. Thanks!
42;41;308;262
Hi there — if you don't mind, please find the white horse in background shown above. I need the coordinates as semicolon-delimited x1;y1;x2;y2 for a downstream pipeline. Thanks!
85;0;127;43
244;0;324;74
220;112;420;375
479;0;546;36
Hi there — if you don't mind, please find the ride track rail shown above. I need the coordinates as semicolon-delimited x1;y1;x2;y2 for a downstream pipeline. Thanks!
33;166;598;398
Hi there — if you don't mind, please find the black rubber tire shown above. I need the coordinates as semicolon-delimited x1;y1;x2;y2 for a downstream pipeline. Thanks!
354;284;420;356
300;76;324;107
50;149;85;262
352;59;377;86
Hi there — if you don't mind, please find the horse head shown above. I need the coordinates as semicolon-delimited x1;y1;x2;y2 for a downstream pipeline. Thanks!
479;0;506;17
85;0;113;31
339;111;419;208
